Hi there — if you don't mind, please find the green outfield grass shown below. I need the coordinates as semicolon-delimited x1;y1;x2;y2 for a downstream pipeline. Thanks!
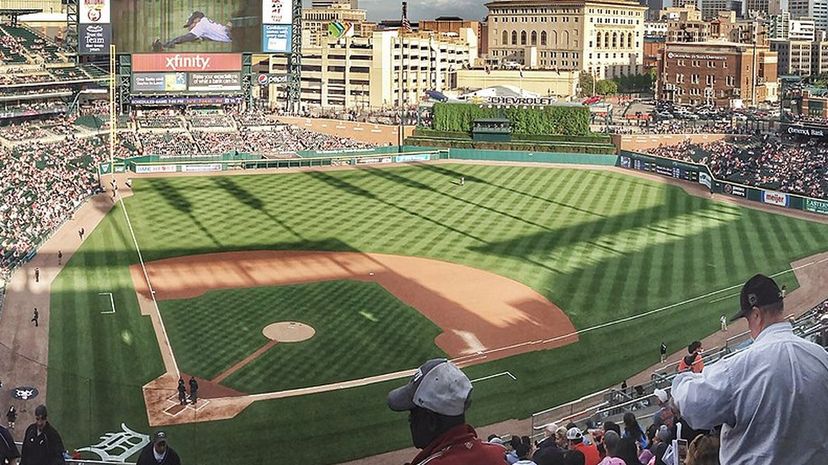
160;281;446;393
48;163;828;465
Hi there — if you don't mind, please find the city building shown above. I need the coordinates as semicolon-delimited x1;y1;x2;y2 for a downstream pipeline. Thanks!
788;0;828;33
769;12;791;39
455;68;580;97
645;20;668;37
698;0;732;20
745;0;770;16
790;19;817;40
269;30;472;110
302;3;370;47
485;0;648;79
312;0;359;9
659;4;702;21
420;17;483;59
644;36;666;69
657;41;778;107
771;39;815;75
811;40;828;74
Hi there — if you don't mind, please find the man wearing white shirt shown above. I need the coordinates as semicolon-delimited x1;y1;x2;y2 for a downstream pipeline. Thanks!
671;274;828;465
153;11;231;51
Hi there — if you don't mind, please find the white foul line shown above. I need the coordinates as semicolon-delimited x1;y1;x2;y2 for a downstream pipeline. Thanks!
471;371;517;383
116;190;180;379
99;292;115;314
453;255;828;364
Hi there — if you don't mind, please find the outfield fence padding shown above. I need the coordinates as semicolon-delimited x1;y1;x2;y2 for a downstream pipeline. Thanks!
619;150;828;217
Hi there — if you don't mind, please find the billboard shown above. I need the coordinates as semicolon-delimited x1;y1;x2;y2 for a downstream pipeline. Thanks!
188;72;241;91
80;0;111;24
112;0;262;53
133;53;241;72
262;24;292;53
762;190;788;207
79;0;111;55
804;199;828;215
79;24;111;55
132;73;188;93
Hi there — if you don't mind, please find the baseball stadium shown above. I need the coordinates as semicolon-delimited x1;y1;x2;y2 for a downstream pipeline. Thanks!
0;1;827;465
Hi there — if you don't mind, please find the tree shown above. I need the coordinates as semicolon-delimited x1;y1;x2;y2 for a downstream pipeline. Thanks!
578;72;595;97
596;79;618;95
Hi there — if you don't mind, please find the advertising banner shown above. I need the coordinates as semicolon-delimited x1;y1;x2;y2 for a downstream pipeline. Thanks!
79;24;111;55
262;0;293;25
181;164;223;172
188;72;242;91
131;96;243;105
256;74;288;86
804;198;828;215
699;172;712;189
620;156;631;169
723;183;746;197
135;165;177;173
80;0;110;24
762;190;788;207
262;24;292;53
396;154;432;163
782;124;828;140
356;157;393;165
133;53;242;73
132;73;188;93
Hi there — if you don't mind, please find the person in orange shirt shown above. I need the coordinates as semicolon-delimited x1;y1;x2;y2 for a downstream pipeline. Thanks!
566;427;601;465
677;340;704;373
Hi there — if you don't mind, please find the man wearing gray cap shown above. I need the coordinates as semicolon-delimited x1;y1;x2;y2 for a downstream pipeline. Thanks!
387;358;506;465
670;274;828;465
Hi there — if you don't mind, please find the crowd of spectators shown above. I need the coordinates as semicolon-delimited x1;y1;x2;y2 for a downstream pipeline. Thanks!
0;137;105;275
188;115;234;129
645;135;828;199
603;120;751;136
138;132;197;158
0;123;51;141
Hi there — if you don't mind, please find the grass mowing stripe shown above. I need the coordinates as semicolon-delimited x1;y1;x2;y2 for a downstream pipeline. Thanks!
49;164;828;465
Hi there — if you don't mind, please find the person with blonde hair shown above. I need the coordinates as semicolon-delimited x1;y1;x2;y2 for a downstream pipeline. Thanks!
686;434;720;465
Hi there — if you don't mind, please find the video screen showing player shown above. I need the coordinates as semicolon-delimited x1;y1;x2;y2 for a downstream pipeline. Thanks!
113;0;261;53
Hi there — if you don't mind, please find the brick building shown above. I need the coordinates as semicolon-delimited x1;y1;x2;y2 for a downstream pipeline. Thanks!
658;41;778;107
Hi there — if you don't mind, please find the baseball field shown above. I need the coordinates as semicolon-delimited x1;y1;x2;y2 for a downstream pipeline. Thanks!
46;162;828;465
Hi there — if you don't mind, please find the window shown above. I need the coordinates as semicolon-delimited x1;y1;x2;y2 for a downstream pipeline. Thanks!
707;61;714;68
691;74;699;84
521;31;527;45
541;31;547;46
503;30;508;45
706;75;714;85
727;76;734;86
531;31;537;45
511;30;517;44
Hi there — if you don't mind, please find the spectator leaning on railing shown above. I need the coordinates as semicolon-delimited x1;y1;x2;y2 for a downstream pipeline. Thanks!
670;274;828;465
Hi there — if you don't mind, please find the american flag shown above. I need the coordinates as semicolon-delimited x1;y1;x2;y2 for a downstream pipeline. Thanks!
401;2;412;33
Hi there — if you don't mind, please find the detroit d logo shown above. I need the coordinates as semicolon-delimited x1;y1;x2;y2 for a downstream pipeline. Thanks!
15;389;34;400
78;424;150;462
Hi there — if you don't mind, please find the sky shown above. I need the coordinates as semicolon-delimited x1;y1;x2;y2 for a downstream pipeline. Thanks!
303;0;490;22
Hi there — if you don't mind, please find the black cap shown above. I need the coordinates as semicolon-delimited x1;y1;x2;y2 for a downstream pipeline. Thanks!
183;11;205;28
732;274;783;321
153;431;167;444
34;405;47;418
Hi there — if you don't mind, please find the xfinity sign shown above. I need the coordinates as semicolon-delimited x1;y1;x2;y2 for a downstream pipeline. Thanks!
133;54;242;73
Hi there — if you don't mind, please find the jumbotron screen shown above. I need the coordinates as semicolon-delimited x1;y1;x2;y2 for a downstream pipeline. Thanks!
112;0;268;53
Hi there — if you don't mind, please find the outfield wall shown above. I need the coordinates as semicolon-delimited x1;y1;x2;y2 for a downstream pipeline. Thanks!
619;151;828;217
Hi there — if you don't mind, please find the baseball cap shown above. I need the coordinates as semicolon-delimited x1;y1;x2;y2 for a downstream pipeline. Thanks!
153;431;168;444
34;405;47;418
566;427;583;440
654;388;669;403
183;11;205;28
732;274;783;321
387;358;472;416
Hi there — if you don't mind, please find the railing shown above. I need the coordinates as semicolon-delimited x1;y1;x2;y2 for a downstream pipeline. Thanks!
529;312;825;440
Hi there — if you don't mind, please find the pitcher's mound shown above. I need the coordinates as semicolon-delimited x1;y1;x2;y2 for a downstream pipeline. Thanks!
263;322;315;342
